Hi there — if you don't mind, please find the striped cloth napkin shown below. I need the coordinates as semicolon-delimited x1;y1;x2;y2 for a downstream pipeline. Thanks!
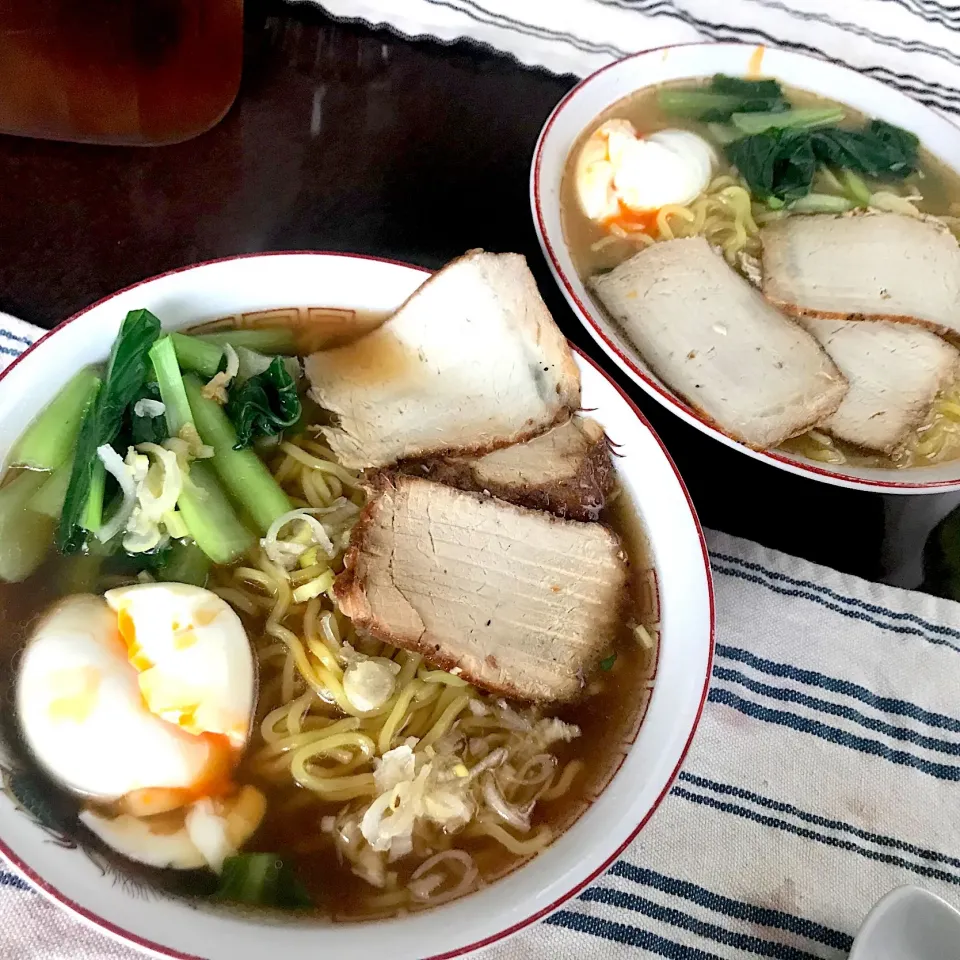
307;0;960;118
4;310;960;958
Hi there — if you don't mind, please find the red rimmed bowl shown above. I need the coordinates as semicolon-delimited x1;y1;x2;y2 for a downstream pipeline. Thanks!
0;252;713;959
531;42;960;494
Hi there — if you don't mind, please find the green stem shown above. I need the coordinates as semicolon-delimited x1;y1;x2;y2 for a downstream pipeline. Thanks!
183;374;292;534
170;332;224;379
157;539;213;587
11;369;101;471
150;336;194;436
195;328;297;355
177;462;255;564
80;460;105;533
839;168;872;206
0;471;55;582
730;107;844;135
27;457;74;519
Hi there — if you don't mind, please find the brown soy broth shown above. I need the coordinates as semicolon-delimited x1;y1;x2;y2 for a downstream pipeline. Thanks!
0;312;659;920
234;489;657;921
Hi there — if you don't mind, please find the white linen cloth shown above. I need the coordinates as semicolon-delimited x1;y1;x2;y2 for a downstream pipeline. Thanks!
2;317;960;956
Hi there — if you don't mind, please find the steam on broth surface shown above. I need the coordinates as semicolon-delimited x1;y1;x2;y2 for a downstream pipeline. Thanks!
562;77;960;469
0;252;656;920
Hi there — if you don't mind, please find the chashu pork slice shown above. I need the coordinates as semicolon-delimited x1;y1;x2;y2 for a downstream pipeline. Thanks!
405;416;614;520
305;250;580;469
588;236;847;449
335;476;627;702
799;317;960;454
761;213;960;336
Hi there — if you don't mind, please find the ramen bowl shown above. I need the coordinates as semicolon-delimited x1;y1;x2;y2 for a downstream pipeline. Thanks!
0;253;713;960
532;42;960;494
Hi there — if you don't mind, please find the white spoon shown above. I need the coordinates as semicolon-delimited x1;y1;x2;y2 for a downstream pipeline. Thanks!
851;886;960;960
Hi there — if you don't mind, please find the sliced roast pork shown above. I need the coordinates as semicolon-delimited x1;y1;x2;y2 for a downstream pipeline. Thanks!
799;318;959;454
406;416;614;521
761;213;960;336
588;236;847;449
305;250;581;469
335;476;627;702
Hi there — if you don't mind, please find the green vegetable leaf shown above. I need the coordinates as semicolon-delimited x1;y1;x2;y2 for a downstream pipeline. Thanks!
129;382;167;445
600;653;617;671
215;853;312;909
809;120;918;180
659;74;788;122
56;309;162;554
225;357;301;450
724;117;918;204
725;128;817;203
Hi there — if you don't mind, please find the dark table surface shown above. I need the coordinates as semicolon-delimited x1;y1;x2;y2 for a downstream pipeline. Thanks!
0;1;900;582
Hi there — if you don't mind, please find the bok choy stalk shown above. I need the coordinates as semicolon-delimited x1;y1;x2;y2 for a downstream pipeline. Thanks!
57;309;161;554
195;328;297;355
27;456;74;519
150;337;255;565
11;368;100;471
0;471;55;582
183;374;292;535
170;332;224;379
215;854;311;908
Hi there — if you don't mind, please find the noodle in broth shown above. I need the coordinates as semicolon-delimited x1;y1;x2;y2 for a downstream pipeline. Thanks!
563;79;960;470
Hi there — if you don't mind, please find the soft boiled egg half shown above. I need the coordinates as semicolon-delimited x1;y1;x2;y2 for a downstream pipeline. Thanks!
575;119;716;225
17;583;263;871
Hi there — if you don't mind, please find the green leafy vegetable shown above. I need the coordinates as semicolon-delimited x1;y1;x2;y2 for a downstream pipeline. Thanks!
196;328;297;355
170;332;224;379
788;193;855;213
11;369;101;471
152;349;256;565
838;168;872;206
0;471;55;582
27;457;74;519
157;540;211;587
129;382;167;445
659;74;788;121
80;460;106;534
57;309;162;554
150;336;194;436
600;653;617;671
809;120;919;180
184;375;292;535
725;119;919;204
725;128;817;203
225;357;302;450
215;853;312;909
730;106;843;135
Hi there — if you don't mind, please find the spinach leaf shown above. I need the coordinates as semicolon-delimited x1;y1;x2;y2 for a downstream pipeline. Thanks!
710;75;785;101
659;74;789;121
725;128;816;203
129;382;167;445
809;120;918;179
725;118;918;203
225;357;301;450
57;309;162;554
215;853;312;909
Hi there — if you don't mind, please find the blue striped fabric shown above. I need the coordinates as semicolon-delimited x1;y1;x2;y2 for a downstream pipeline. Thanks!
0;314;40;374
478;529;960;959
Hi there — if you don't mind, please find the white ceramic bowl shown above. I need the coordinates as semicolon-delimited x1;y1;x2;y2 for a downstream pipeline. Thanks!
532;42;960;494
0;253;713;960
